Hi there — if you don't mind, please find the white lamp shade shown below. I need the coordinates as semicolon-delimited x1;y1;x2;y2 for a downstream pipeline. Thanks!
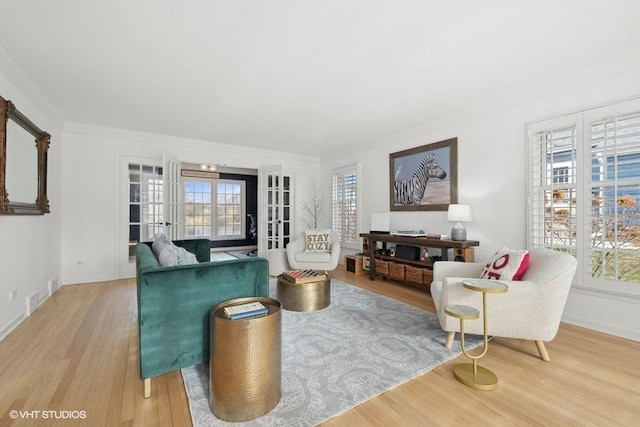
447;204;472;222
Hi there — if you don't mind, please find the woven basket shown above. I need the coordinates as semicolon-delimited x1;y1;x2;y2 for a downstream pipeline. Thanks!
423;268;434;286
375;260;389;276
405;265;423;284
388;262;405;280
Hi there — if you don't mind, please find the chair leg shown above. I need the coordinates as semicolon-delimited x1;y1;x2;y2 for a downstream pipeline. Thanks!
444;331;455;348
144;378;151;398
535;340;551;361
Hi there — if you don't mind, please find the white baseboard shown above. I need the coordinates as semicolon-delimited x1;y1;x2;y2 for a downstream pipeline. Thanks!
562;314;640;342
563;288;640;342
0;311;27;341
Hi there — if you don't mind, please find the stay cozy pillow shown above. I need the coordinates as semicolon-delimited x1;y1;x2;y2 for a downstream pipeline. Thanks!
478;247;529;281
304;230;332;252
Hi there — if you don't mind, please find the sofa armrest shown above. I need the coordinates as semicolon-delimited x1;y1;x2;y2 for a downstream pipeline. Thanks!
432;261;484;283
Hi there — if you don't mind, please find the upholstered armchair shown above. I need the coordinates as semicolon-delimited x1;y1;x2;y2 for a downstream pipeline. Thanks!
286;230;341;271
431;248;578;361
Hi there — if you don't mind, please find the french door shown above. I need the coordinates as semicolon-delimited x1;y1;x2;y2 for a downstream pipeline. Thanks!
163;152;180;239
120;156;163;278
257;165;293;258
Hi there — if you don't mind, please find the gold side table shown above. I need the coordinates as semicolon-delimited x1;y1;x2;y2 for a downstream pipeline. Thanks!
276;274;331;311
445;279;507;391
210;297;281;421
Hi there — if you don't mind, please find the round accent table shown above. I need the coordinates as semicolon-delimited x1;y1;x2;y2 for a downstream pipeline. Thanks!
276;274;331;312
209;297;281;422
445;279;508;391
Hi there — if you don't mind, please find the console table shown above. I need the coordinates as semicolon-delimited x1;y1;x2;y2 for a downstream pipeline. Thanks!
359;233;480;283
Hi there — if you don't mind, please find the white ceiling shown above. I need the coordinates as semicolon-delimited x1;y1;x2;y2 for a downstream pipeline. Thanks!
1;0;639;158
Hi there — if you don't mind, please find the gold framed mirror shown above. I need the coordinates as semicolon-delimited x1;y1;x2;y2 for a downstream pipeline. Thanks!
0;95;50;215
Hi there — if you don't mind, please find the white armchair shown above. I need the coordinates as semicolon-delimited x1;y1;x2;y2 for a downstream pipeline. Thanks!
431;248;577;361
286;230;341;271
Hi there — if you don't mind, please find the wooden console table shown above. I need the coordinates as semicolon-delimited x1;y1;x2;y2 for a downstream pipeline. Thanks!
360;233;480;282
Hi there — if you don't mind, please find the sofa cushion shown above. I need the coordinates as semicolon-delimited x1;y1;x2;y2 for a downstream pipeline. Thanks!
152;234;198;267
478;247;529;281
304;229;332;252
295;251;332;263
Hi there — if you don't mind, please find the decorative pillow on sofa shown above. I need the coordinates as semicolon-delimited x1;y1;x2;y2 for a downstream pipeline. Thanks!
478;247;529;281
152;234;199;267
304;230;332;253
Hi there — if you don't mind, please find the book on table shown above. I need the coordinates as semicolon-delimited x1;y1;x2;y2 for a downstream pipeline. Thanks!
224;301;269;320
282;269;327;284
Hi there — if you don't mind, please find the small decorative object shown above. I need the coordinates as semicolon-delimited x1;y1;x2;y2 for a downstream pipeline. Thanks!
447;204;472;241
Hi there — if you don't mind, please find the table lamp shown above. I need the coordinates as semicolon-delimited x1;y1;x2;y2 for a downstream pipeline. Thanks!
447;204;472;241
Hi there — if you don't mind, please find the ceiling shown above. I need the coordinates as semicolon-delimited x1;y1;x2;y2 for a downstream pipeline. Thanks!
1;0;639;158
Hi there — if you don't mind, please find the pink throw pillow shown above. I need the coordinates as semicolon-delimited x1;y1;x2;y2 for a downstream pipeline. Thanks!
478;247;530;281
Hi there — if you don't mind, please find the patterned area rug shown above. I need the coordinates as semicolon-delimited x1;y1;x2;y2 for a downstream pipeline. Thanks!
182;279;479;426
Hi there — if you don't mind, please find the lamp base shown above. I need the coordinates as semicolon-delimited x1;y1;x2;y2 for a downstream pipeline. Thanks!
451;222;467;241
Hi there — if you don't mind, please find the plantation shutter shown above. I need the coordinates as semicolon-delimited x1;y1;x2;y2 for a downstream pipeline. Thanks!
528;123;578;255
332;165;358;244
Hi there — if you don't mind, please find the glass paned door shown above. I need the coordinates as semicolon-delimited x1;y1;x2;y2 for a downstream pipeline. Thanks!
258;165;292;258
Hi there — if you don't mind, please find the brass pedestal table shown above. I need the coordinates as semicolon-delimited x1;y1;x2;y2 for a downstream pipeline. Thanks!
276;274;330;311
444;279;507;391
210;297;281;421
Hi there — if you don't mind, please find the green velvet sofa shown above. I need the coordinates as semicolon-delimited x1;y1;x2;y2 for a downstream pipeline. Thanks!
135;239;269;398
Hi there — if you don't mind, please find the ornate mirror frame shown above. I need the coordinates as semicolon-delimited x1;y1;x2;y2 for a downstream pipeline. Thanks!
0;95;50;215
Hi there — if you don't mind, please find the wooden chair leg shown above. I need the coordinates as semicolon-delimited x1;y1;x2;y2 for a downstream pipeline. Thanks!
535;340;551;361
444;331;455;348
144;378;151;398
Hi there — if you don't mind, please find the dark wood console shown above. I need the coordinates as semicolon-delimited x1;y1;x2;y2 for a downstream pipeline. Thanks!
359;233;480;285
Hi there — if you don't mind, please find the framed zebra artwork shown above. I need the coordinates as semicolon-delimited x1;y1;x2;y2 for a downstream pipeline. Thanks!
389;137;458;211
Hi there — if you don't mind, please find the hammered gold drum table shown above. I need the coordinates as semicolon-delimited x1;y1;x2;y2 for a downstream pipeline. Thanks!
210;297;281;422
276;274;331;311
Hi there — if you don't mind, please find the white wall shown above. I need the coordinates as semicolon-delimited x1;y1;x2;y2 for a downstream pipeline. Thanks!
60;124;320;285
0;68;63;339
322;69;640;341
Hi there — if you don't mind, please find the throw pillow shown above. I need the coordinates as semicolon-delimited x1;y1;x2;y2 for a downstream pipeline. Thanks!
304;230;332;253
478;247;530;281
152;234;199;266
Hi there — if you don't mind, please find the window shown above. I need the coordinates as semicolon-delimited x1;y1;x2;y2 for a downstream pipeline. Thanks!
332;164;359;246
128;163;163;258
183;179;245;239
184;181;212;237
528;99;640;296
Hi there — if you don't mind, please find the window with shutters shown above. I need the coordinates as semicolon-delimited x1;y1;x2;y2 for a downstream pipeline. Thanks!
332;164;360;246
528;99;640;296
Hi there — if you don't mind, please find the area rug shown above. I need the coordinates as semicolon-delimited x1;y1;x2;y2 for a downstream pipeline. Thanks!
182;279;480;426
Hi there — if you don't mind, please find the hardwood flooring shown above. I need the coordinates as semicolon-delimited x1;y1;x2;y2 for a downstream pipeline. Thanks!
1;270;638;426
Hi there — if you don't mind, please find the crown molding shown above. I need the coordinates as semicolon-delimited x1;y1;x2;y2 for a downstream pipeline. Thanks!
63;121;321;165
0;40;66;126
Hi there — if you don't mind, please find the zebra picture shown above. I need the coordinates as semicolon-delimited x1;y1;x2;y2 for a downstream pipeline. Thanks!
394;153;447;205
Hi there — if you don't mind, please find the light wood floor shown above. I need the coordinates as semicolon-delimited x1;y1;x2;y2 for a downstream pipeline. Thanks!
1;270;639;426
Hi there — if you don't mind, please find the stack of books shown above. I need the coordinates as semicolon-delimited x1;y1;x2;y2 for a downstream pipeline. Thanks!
282;269;327;284
223;301;268;320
